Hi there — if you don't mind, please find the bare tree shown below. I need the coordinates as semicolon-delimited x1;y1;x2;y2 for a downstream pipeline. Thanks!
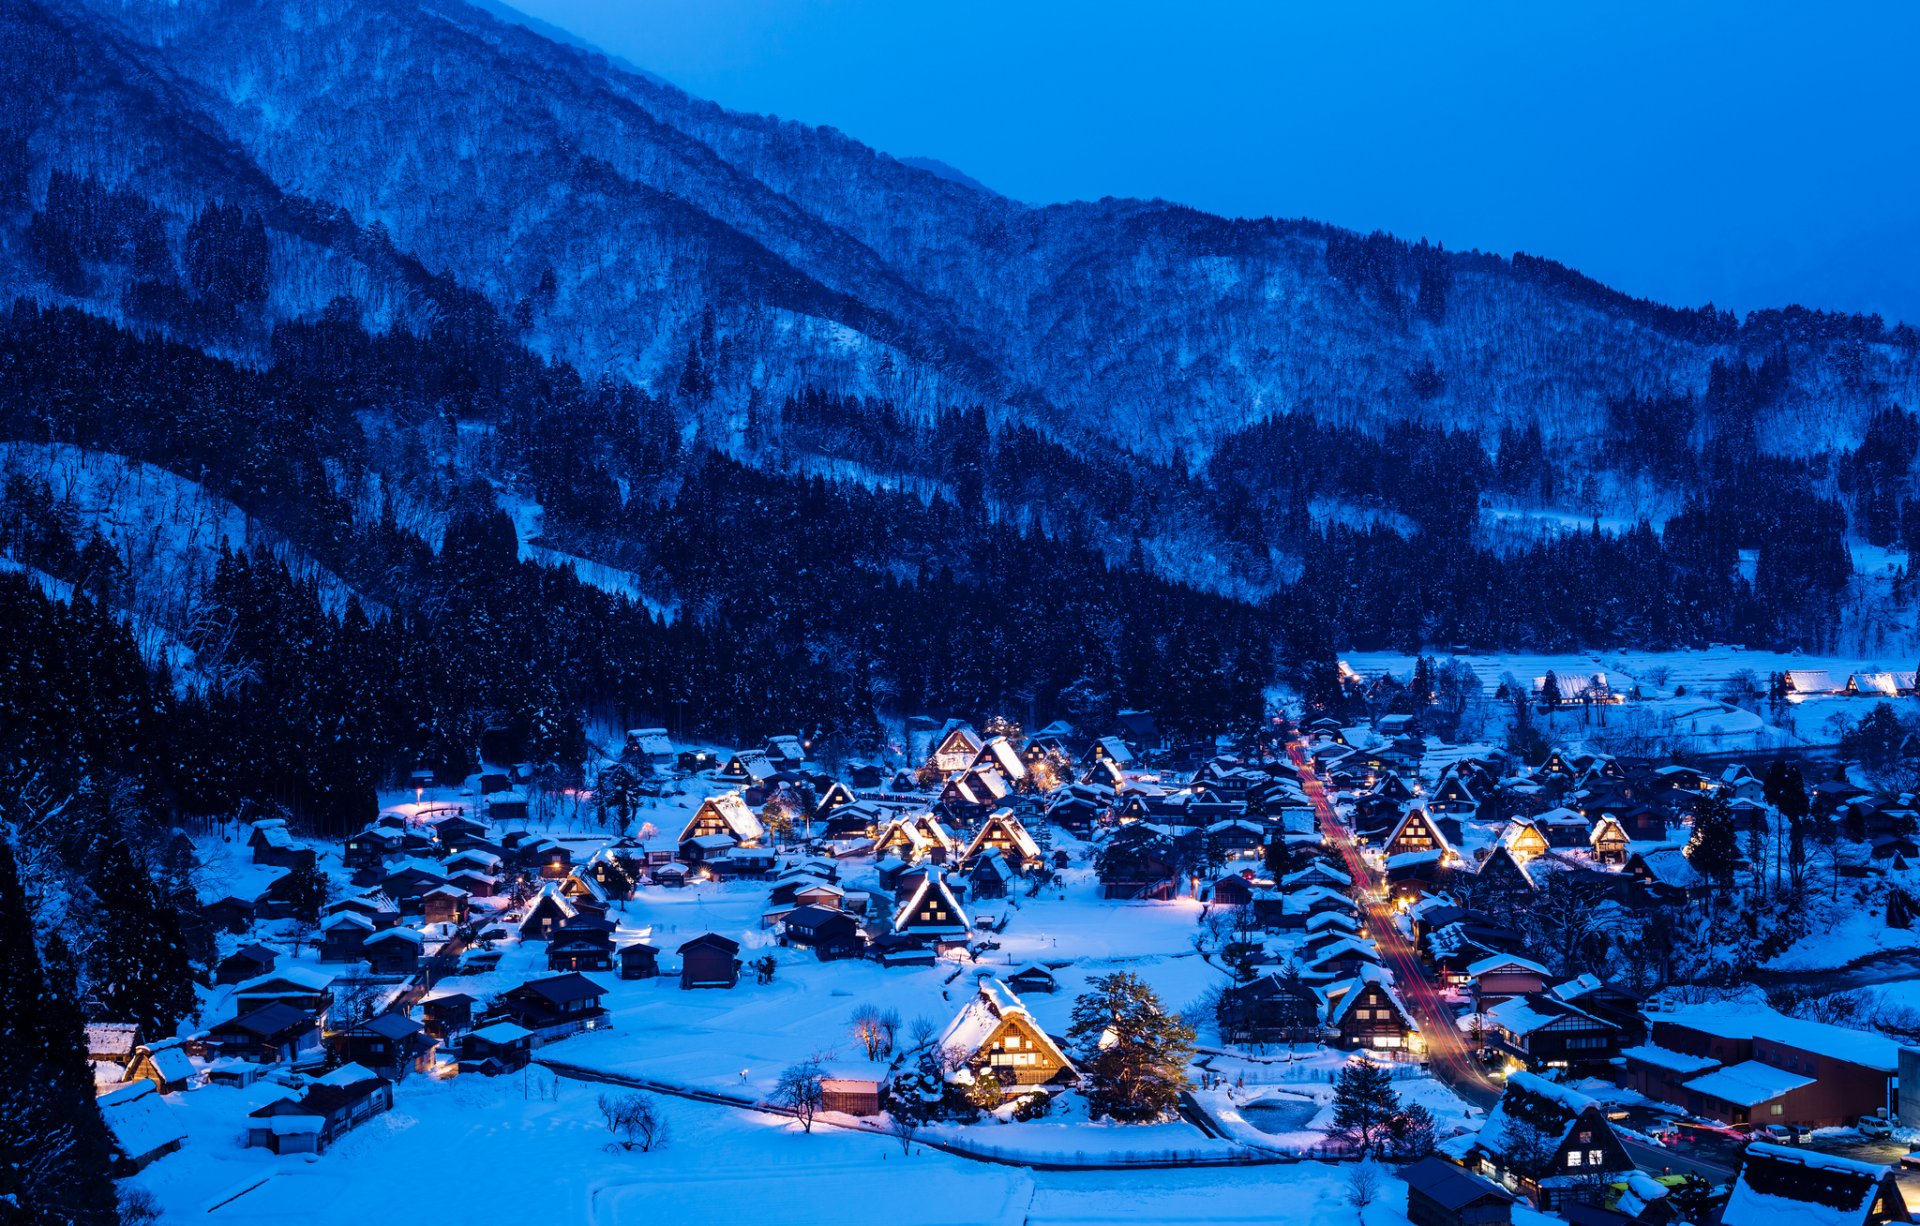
774;1060;825;1134
852;1004;894;1059
1346;1157;1380;1217
598;1091;669;1152
888;1110;920;1155
908;1015;937;1051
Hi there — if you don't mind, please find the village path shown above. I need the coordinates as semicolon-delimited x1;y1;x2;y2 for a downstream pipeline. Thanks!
1287;741;1738;1184
1288;740;1501;1111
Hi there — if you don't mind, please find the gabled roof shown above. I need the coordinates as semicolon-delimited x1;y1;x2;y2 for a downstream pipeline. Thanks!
935;977;1074;1078
510;972;607;1007
99;1081;186;1160
679;793;765;844
1385;806;1453;857
1326;965;1416;1029
1725;1142;1900;1226
1398;1156;1513;1211
961;810;1043;863
893;866;970;936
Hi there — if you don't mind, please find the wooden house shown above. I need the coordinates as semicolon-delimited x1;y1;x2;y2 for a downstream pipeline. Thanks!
1502;819;1549;864
779;905;866;960
1217;973;1323;1045
421;992;476;1039
935;977;1077;1092
1005;965;1057;995
247;1072;392;1155
1088;735;1135;768
460;1022;536;1075
813;781;858;820
248;819;315;871
763;734;808;769
1587;816;1630;865
1465;1073;1635;1212
121;1039;194;1093
99;1081;187;1174
818;1067;888;1116
1721;1143;1908;1226
890;866;971;949
966;848;1017;900
678;793;766;847
1477;992;1622;1075
202;1002;320;1065
616;942;660;980
927;722;986;774
331;1012;429;1077
960;810;1043;872
421;884;469;926
345;824;406;868
1467;954;1550;1004
1326;968;1420;1053
502;972;610;1036
319;911;376;961
547;919;616;974
718;750;777;787
519;883;581;941
202;894;257;934
1430;774;1479;815
361;926;423;975
1399;1156;1514;1226
1384;807;1454;862
213;942;278;986
678;933;741;989
232;967;333;1015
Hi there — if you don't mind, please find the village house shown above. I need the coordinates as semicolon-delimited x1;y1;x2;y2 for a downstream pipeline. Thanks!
247;1068;393;1154
1399;1156;1515;1226
248;818;316;871
360;926;423;975
960;809;1043;871
1473;992;1622;1075
1623;1006;1900;1128
1383;806;1454;862
215;943;279;986
201;1002;321;1066
890;866;971;952
1721;1143;1908;1226
99;1081;187;1174
1326;967;1420;1053
926;722;986;774
421;991;476;1039
232;966;334;1015
966;848;1017;899
460;1022;536;1075
331;1012;430;1078
616;942;660;980
936;977;1077;1094
678;933;741;989
123;1040;195;1093
1457;1072;1635;1211
1216;973;1324;1045
779;904;866;959
678;793;767;847
502;972;611;1038
1006;965;1057;995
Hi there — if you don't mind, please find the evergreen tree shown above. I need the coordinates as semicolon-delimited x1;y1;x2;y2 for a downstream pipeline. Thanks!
1329;1054;1400;1154
0;828;120;1226
1685;793;1741;891
87;821;197;1038
1067;971;1196;1121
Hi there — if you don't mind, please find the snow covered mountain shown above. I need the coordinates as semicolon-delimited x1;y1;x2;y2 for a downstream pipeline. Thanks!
17;0;1918;459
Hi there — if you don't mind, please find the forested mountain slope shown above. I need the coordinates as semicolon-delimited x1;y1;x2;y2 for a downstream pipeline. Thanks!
35;0;1920;457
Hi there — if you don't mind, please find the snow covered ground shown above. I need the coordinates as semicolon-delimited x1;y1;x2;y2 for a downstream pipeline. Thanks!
130;1072;1446;1226
1344;647;1920;751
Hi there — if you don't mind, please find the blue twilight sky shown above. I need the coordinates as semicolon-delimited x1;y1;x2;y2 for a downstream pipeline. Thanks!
507;0;1920;324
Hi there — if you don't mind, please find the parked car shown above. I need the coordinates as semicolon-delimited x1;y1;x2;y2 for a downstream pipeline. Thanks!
1900;1150;1920;1170
1859;1116;1894;1139
1760;1124;1799;1144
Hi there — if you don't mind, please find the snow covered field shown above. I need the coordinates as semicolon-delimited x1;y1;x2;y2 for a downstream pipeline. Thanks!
1344;647;1920;751
130;1071;1455;1226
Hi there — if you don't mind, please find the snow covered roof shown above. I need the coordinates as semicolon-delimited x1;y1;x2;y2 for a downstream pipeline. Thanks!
469;1022;534;1045
892;867;970;936
1683;1060;1815;1107
1620;1043;1721;1075
961;811;1042;862
934;977;1073;1078
1477;1070;1602;1157
1653;1005;1903;1070
99;1081;186;1160
1466;953;1548;979
680;793;766;843
1326;965;1415;1029
1725;1142;1896;1226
